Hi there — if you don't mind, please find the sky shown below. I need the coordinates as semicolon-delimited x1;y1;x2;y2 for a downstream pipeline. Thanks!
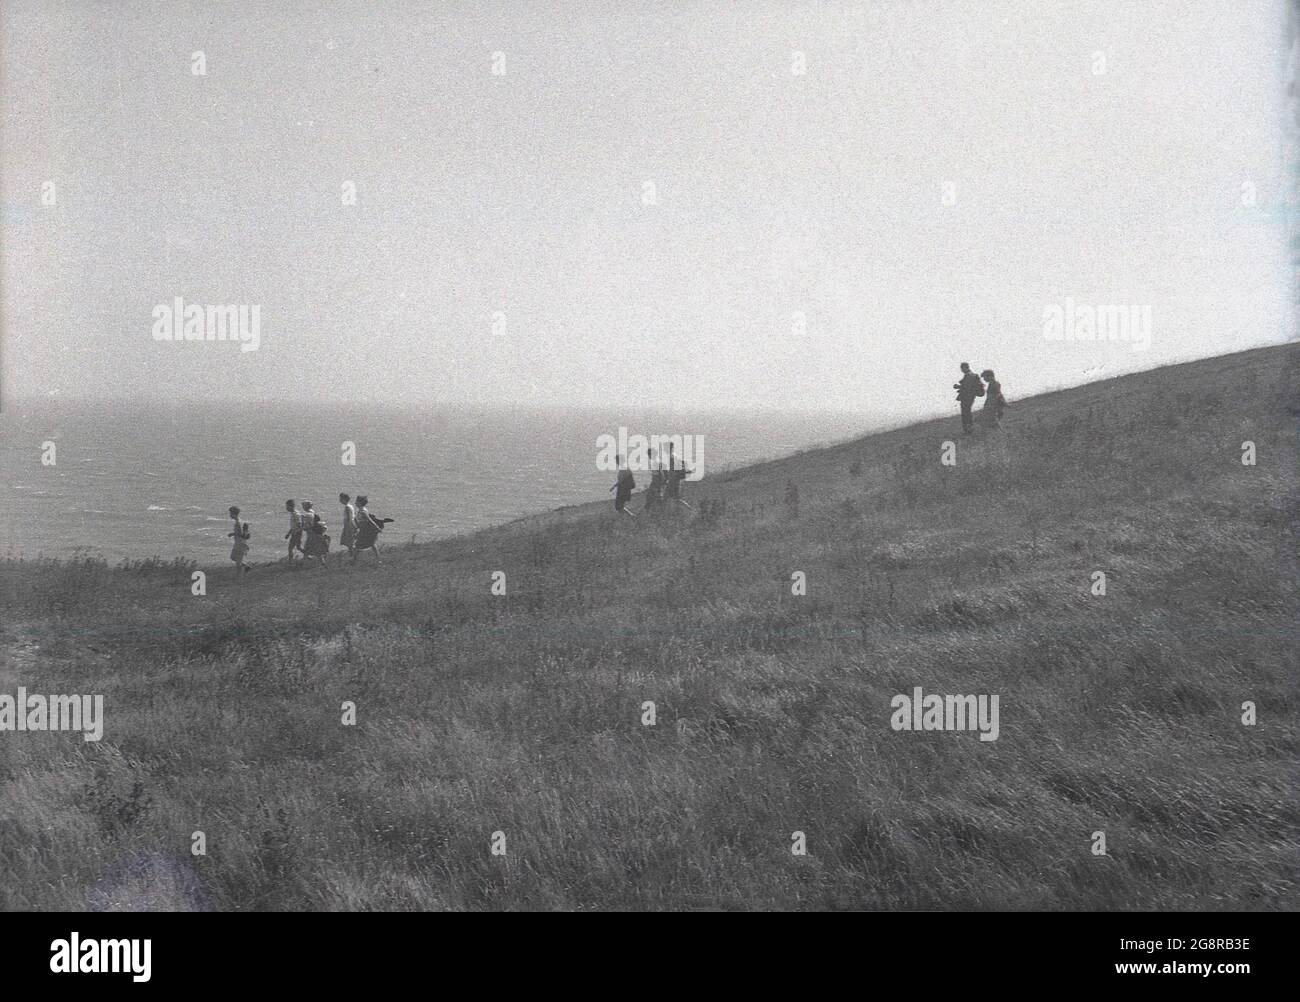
1;0;1294;419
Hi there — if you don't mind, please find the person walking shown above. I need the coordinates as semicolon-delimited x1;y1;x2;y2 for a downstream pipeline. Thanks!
644;450;665;512
228;506;250;574
338;493;357;555
352;495;392;563
284;499;305;562
303;511;331;566
664;442;693;508
610;455;637;516
980;369;1006;427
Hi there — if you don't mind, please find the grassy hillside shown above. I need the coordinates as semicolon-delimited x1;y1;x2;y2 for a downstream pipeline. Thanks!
2;344;1297;910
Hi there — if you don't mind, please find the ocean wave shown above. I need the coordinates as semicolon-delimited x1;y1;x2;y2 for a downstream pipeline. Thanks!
147;505;169;511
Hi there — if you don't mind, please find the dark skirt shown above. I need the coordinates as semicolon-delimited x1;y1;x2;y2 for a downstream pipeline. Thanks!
355;519;380;548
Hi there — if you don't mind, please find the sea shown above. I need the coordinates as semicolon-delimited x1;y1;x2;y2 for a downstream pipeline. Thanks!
0;400;873;565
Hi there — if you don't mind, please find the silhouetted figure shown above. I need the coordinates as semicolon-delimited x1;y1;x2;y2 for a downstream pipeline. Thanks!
954;362;985;434
644;450;665;512
980;369;1006;427
784;479;800;520
610;455;637;516
664;443;693;508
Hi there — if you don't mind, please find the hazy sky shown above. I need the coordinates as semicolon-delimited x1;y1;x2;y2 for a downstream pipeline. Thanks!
2;0;1294;417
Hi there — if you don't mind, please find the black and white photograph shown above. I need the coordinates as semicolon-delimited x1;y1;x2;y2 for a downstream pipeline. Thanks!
0;0;1296;983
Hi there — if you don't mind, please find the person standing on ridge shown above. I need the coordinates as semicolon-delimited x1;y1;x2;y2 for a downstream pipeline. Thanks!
664;442;693;508
954;362;985;435
610;454;637;516
644;449;665;512
980;369;1006;428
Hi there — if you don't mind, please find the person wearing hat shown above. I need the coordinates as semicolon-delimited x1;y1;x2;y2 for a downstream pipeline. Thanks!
953;362;985;435
980;369;1006;427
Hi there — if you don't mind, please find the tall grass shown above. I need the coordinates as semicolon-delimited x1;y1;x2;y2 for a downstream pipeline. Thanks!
1;345;1297;910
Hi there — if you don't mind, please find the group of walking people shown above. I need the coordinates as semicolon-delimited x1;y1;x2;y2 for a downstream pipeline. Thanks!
611;442;694;517
227;493;393;573
954;362;1007;434
226;366;1010;568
